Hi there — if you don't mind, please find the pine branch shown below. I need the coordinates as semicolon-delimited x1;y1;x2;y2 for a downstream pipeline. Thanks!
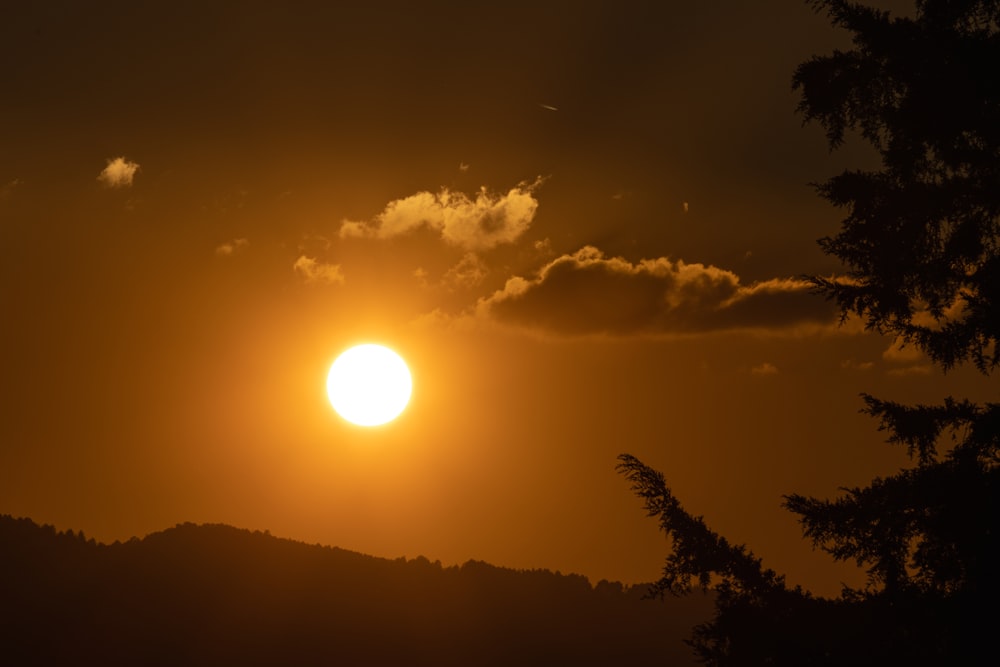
616;454;786;600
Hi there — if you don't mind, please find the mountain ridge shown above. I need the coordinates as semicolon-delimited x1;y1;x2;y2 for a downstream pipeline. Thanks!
1;514;708;666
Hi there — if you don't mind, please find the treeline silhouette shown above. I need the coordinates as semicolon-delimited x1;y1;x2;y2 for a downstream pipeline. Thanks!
0;515;709;666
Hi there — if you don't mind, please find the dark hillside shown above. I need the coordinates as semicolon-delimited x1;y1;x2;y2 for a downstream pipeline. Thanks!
0;515;709;666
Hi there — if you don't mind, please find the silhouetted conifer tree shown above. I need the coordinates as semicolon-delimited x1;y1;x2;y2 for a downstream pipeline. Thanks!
621;1;1000;664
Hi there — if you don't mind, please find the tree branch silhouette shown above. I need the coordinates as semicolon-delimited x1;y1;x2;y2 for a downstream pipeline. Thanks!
620;1;1000;663
616;454;785;600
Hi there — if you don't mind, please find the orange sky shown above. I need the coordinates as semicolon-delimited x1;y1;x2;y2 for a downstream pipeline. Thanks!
2;0;987;597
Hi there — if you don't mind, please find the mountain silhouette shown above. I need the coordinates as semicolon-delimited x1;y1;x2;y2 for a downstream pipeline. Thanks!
0;515;709;666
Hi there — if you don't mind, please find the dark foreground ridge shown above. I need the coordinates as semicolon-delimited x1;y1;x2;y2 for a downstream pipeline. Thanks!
0;514;710;666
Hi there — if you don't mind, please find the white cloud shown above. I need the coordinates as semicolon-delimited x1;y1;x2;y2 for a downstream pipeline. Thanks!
339;178;543;250
215;238;249;257
97;157;140;188
751;362;779;376
293;256;345;285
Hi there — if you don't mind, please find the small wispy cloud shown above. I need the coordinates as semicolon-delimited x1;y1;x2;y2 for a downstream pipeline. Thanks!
0;178;22;199
340;178;543;251
443;252;488;290
293;256;345;285
882;338;925;363
413;267;430;288
533;237;554;258
751;362;779;376
215;238;249;257
887;364;933;377
97;157;140;188
840;359;875;371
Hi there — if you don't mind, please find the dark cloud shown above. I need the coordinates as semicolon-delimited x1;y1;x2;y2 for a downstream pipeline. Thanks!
478;246;838;336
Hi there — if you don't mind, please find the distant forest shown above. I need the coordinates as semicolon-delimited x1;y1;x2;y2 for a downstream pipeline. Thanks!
0;515;710;666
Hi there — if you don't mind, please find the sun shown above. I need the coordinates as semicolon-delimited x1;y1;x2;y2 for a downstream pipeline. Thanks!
326;344;412;426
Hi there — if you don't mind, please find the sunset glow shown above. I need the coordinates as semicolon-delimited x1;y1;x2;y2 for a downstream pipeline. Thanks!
4;0;988;610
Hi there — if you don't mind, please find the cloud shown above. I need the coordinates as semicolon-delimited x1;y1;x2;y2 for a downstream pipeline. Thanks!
882;338;925;363
413;267;430;288
443;252;488;290
97;157;140;188
340;178;542;250
751;362;779;376
0;178;22;199
293;256;345;285
477;246;839;337
887;364;933;377
215;238;249;257
840;359;875;371
409;307;484;334
533;238;554;257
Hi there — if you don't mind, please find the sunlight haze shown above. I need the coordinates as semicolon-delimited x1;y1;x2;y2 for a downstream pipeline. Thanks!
2;0;976;601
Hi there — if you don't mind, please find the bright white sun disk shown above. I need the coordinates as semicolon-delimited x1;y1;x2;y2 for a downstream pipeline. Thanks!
327;344;412;426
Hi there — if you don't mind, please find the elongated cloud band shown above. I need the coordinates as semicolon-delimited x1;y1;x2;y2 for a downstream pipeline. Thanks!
478;246;837;336
340;179;542;250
